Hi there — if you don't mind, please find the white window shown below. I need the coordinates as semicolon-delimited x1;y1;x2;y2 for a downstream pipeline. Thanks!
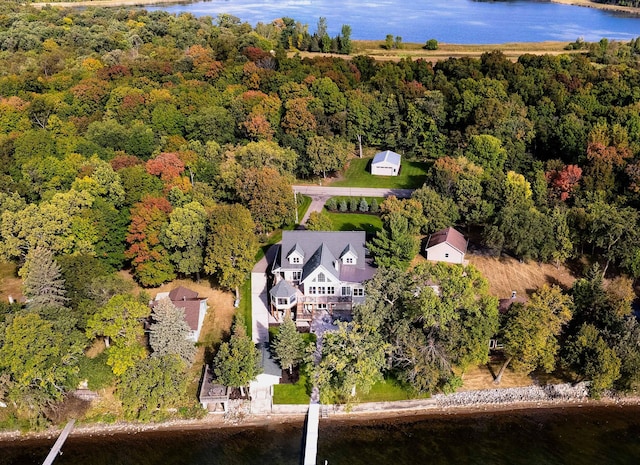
317;273;326;282
353;288;364;297
444;253;449;258
318;286;326;295
309;286;317;294
291;256;300;264
327;286;335;295
345;257;354;264
292;271;301;281
317;304;327;310
341;286;351;296
277;297;288;305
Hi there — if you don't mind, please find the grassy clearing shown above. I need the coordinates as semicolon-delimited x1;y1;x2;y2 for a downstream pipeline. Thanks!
330;157;429;189
324;212;383;234
467;253;576;299
0;261;21;301
358;377;427;402
273;373;311;404
349;40;584;62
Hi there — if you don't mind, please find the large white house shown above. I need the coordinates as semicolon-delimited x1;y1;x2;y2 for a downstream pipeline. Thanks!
371;150;401;176
424;227;468;265
269;231;376;323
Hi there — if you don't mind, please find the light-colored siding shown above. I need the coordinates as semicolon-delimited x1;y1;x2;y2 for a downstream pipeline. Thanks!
371;162;399;176
425;242;464;264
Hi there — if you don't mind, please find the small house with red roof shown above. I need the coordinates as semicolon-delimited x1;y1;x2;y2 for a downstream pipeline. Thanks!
424;227;468;265
154;286;208;342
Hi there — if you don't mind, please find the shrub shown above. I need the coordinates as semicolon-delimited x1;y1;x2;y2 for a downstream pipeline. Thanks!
370;198;379;213
358;197;369;212
349;197;358;212
325;198;337;211
424;39;439;50
339;200;348;212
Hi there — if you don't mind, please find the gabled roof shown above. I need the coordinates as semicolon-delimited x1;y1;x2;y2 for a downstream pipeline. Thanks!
270;279;298;298
426;227;468;254
169;286;199;301
372;150;401;166
275;231;373;283
173;300;202;331
340;243;357;259
156;286;206;332
287;242;304;259
302;243;339;281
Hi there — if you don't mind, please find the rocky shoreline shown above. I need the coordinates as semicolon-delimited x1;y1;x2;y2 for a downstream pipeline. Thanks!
2;382;639;444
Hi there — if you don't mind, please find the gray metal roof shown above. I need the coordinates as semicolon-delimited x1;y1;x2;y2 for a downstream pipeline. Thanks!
372;150;401;167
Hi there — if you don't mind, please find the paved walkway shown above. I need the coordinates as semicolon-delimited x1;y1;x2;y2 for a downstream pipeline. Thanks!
250;246;278;344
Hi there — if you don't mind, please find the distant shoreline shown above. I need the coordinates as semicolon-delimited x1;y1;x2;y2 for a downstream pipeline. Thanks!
30;0;640;16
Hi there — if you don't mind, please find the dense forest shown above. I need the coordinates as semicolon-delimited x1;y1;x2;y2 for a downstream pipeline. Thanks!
1;2;640;426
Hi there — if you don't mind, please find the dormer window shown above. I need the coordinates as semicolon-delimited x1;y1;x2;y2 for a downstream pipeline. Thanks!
291;256;300;264
345;257;354;264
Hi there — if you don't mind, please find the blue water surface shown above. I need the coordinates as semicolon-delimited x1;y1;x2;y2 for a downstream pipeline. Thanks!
144;0;640;44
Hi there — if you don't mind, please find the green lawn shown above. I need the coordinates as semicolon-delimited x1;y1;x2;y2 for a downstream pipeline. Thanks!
330;157;429;189
357;377;429;402
273;372;312;404
324;212;383;234
239;278;252;338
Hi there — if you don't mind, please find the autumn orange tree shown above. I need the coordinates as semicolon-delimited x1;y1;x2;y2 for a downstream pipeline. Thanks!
125;196;175;287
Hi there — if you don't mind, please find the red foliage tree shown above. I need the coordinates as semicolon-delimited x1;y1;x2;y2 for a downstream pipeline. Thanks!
546;164;582;201
145;152;185;182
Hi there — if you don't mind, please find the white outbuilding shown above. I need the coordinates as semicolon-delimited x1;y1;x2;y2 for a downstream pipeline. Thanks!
425;227;468;265
371;150;401;176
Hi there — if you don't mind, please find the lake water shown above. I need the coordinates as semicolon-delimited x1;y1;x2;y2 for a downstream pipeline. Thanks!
144;0;640;44
2;405;640;464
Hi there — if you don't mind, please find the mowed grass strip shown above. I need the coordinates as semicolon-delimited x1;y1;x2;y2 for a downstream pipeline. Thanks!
330;157;429;189
325;212;383;234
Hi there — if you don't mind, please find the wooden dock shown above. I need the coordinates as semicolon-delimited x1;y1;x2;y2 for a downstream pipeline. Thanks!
303;404;320;465
42;419;75;465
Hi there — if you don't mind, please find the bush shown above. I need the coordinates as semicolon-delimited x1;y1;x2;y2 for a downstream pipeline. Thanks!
349;197;358;212
339;200;348;212
424;39;439;50
370;198;379;213
358;197;369;212
77;352;115;390
325;198;337;211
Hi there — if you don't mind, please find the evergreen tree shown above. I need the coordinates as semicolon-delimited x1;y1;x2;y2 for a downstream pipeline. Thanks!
214;317;261;396
21;246;67;310
149;298;196;364
358;197;369;212
272;316;307;374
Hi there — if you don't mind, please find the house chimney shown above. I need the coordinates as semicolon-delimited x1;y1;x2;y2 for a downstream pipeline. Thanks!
511;291;517;299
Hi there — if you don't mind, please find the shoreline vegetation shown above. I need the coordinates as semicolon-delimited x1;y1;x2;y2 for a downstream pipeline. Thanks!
29;0;640;15
2;385;640;444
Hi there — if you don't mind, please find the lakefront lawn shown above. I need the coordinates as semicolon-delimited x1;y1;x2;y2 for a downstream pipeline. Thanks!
329;157;429;189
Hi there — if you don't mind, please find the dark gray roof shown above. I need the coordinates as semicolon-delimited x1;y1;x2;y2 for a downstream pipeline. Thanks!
287;242;305;259
373;150;401;167
276;231;373;282
302;243;339;281
269;279;298;298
